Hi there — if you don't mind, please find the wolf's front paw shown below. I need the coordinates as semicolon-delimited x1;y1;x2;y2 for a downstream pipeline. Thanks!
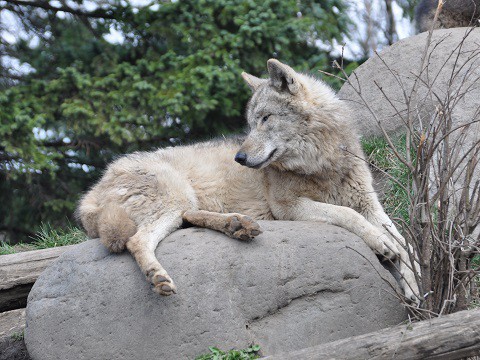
225;214;262;241
149;271;177;296
380;242;398;261
400;268;421;305
374;234;400;261
403;284;421;306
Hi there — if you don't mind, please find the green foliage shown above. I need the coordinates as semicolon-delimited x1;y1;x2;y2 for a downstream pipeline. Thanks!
395;0;420;20
362;136;411;223
0;223;86;255
1;0;351;242
472;255;480;268
11;331;25;341
0;241;17;255
322;58;361;91
196;345;261;360
31;222;87;249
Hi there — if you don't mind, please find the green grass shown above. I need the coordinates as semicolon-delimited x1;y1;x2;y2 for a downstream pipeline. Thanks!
11;330;24;341
0;241;18;255
362;135;411;223
472;255;480;268
32;223;87;249
195;345;261;360
0;222;87;255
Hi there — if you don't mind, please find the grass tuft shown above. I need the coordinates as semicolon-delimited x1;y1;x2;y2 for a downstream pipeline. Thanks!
31;223;87;249
0;222;87;255
11;330;25;341
362;135;411;223
0;241;18;255
195;345;261;360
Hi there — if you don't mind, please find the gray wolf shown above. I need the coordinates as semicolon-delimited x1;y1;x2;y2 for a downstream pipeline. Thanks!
416;0;480;32
76;59;420;303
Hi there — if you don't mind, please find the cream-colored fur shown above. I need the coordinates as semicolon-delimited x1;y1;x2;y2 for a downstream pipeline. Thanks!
77;59;420;303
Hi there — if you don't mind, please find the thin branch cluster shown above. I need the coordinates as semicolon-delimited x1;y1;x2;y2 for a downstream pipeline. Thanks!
333;16;480;319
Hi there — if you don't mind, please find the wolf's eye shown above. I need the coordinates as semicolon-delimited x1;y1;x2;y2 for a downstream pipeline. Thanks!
261;114;271;123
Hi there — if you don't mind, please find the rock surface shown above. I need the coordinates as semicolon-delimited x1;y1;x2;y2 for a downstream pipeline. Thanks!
339;28;480;139
25;221;406;360
0;308;30;360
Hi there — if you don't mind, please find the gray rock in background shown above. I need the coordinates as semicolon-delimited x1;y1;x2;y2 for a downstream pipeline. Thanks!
25;221;406;360
339;28;480;139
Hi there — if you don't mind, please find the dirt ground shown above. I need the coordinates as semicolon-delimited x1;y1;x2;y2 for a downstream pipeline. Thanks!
0;309;30;360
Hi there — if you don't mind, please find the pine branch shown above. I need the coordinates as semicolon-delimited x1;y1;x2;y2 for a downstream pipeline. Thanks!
4;0;118;19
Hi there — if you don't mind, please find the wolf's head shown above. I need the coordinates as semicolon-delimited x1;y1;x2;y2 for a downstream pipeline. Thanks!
236;59;348;173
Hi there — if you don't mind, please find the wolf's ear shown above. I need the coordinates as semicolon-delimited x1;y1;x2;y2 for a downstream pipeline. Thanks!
241;72;267;92
267;59;301;95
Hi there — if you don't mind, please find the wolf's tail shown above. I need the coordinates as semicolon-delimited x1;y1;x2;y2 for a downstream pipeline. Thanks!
76;196;136;253
98;204;137;252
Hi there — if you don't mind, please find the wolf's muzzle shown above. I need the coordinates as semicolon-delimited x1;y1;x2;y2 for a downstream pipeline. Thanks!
234;152;247;165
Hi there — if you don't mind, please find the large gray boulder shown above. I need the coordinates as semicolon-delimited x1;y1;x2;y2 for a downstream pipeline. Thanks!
339;28;480;139
25;221;406;360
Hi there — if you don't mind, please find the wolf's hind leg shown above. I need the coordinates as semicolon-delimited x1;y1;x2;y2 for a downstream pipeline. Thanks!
182;210;262;240
126;212;183;296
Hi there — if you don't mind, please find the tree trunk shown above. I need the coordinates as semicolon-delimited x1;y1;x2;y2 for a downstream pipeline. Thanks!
262;309;480;360
0;246;75;312
384;0;397;45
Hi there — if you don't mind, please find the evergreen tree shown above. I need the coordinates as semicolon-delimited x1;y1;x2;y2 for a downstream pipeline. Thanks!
1;0;350;242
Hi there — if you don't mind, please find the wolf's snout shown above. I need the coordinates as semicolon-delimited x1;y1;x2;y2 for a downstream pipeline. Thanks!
234;152;247;165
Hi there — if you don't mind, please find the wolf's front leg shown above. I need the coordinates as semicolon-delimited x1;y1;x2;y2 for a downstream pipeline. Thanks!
182;210;262;240
284;198;400;260
388;239;421;304
281;198;420;303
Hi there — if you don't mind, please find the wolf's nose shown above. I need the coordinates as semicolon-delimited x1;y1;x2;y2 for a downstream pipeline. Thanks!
234;152;247;165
